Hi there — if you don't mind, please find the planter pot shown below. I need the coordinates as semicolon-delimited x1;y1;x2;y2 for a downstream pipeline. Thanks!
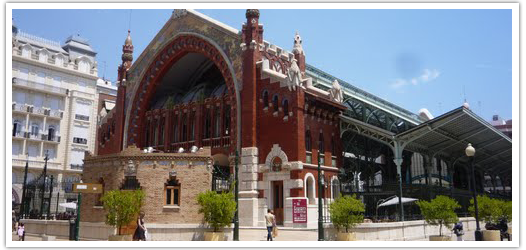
204;232;224;241
482;230;500;241
337;232;357;241
429;235;451;241
108;234;133;241
508;226;512;235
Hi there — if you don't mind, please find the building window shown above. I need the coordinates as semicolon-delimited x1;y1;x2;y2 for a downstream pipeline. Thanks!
181;114;188;142
153;119;159;146
111;120;116;134
282;99;289;116
13;120;22;137
165;177;181;206
262;90;269;109
172;114;179;143
214;108;221;138
306;175;315;204
145;120;151;146
223;105;231;136
189;111;195;141
159;117;165;145
331;136;336;156
31;123;40;136
48;126;56;141
319;132;325;154
121;176;141;190
95;178;105;206
73;137;88;144
305;130;312;151
273;95;279;112
204;109;211;139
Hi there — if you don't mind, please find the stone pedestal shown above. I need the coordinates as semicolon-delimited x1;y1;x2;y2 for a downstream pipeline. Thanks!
238;147;259;227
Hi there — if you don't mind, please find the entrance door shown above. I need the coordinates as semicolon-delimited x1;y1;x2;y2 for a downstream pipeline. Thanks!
272;181;284;225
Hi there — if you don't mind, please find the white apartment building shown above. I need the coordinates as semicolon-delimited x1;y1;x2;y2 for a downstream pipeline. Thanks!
11;23;102;209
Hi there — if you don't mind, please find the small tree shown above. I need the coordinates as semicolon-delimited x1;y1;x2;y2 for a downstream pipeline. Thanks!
101;189;145;235
329;195;365;233
197;190;236;232
469;195;502;225
416;195;460;236
501;200;512;222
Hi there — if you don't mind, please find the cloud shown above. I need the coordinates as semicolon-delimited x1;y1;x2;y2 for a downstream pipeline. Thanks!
389;68;440;89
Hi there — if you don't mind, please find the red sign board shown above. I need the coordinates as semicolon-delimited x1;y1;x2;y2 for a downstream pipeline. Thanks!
292;199;307;223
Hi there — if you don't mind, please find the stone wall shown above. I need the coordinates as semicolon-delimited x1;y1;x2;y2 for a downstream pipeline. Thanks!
81;146;213;226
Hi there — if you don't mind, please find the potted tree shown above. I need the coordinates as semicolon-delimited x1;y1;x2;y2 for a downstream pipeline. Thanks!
502;200;512;236
100;189;145;241
469;195;502;241
329;194;365;241
197;190;236;241
416;195;460;241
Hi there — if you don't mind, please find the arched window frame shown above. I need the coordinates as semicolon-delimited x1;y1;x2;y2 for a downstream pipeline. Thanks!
204;109;211;139
189;111;196;141
272;95;279;113
181;113;188;142
172;114;179;143
214;108;221;138
262;90;269;109
159;117;165;145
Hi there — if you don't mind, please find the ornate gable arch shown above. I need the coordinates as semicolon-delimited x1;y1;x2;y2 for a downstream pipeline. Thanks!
126;33;239;149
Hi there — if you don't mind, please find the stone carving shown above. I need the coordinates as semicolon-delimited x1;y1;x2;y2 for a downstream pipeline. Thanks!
172;9;188;19
292;32;303;55
125;160;137;176
265;144;289;170
286;60;302;91
328;79;344;103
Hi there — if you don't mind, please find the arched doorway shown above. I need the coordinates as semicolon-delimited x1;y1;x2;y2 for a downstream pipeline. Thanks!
126;34;239;153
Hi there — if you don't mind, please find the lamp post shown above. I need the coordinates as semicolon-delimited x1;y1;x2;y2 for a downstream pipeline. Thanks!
39;150;49;219
317;150;324;241
20;153;29;219
466;143;482;241
233;150;239;241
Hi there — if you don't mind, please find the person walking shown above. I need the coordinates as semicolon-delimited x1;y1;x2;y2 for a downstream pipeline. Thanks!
133;212;147;241
17;223;25;241
264;209;276;241
452;221;464;241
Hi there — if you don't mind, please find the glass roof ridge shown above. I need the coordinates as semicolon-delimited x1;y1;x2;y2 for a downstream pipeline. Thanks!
305;64;422;125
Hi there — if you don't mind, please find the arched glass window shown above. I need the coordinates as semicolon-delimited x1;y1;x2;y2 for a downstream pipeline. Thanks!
189;111;196;141
204;109;211;139
153;119;159;146
145;120;151;146
159;117;165;145
214;108;221;138
306;176;316;204
273;95;279;112
172;114;179;143
223;105;231;136
181;114;187;142
283;99;289;115
263;90;269;108
305;130;312;151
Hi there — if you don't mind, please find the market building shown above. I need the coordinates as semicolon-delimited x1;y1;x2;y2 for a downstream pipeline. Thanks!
85;9;512;231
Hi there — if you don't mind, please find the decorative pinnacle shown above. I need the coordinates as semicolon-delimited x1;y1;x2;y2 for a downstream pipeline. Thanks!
125;30;132;46
246;9;260;19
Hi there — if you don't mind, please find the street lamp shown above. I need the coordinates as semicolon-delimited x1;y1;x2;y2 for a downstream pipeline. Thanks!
317;150;324;241
20;153;29;219
233;150;239;241
465;143;482;241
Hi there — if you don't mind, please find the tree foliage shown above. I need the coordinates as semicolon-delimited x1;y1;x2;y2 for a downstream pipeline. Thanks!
100;189;145;235
197;190;236;232
416;195;460;236
469;195;510;224
329;195;365;233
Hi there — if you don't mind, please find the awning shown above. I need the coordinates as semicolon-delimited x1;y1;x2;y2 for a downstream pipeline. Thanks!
378;196;418;207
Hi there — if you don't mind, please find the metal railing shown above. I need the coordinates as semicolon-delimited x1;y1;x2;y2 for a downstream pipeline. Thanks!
70;164;83;170
75;114;90;121
72;137;87;144
12;103;30;112
13;78;68;96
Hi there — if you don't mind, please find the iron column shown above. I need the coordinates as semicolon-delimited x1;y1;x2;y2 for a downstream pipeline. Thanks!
317;150;324;241
47;175;54;219
233;150;239;241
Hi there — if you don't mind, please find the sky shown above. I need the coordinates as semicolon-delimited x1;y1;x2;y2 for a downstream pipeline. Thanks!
11;8;512;121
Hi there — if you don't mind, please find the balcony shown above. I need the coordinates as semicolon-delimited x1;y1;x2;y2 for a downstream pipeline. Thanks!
41;134;61;143
12;131;26;139
33;107;47;116
12;103;30;113
27;133;41;141
73;137;88;145
70;164;83;170
13;77;68;96
48;109;63;119
12;158;61;170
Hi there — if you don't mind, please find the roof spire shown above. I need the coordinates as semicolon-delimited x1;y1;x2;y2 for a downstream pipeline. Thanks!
121;30;134;69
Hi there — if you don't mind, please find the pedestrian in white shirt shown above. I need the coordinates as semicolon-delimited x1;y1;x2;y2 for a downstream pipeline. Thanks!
264;209;276;241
